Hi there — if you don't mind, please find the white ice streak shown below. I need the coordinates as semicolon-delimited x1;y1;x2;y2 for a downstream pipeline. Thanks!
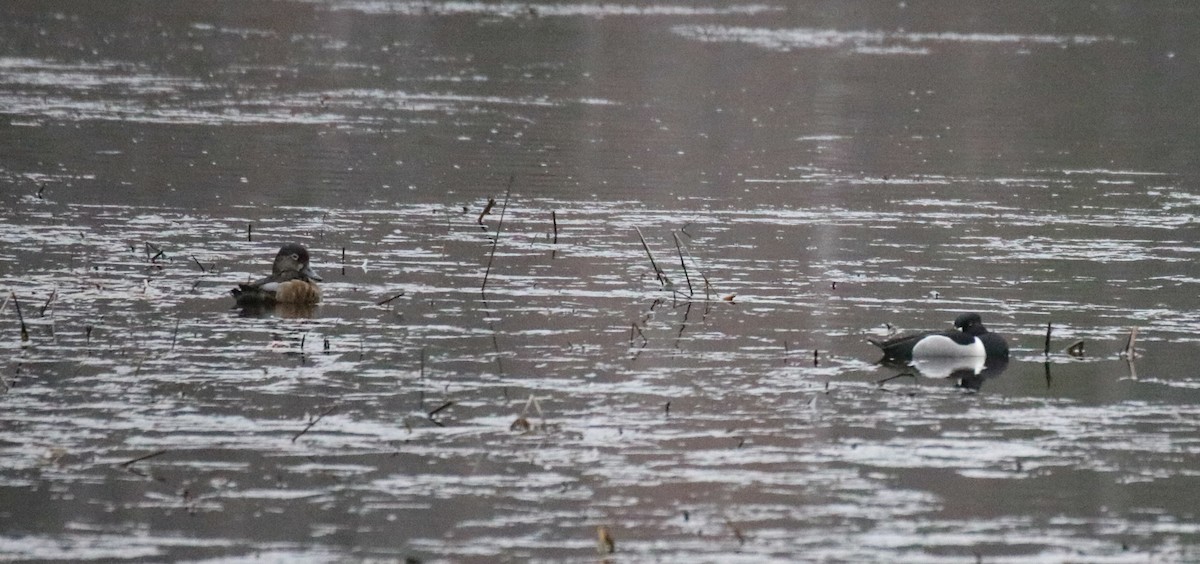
672;25;1126;54
318;1;782;18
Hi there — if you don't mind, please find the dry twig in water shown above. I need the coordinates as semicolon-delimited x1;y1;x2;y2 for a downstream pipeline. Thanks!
427;401;454;427
1065;340;1085;357
630;323;649;347
673;232;694;296
724;516;747;545
376;291;405;306
144;242;164;263
481;176;514;292
510;394;546;432
10;292;28;343
478;197;496;226
677;238;713;299
292;405;337;442
634;227;669;287
1121;327;1139;359
596;526;615;554
39;288;57;317
120;449;168;468
170;318;181;351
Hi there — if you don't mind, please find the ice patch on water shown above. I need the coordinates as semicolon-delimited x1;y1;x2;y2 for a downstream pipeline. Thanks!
671;25;1126;54
315;1;782;18
0;57;618;127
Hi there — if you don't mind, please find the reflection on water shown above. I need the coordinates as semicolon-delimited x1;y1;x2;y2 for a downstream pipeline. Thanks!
879;357;1009;391
237;301;321;319
3;0;1200;561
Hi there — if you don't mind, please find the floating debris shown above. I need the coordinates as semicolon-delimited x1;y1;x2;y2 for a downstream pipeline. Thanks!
1121;327;1139;359
596;526;615;554
1065;340;1085;358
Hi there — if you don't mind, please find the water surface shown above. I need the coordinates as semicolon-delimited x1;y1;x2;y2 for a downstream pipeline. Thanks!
2;1;1200;561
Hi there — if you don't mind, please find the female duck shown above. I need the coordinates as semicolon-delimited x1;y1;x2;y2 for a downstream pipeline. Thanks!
231;243;323;307
869;312;1008;361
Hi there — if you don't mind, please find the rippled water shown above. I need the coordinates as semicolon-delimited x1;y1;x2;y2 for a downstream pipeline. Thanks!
3;1;1200;562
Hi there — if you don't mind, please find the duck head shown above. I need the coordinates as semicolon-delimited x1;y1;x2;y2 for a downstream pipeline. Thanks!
273;243;323;282
953;312;986;335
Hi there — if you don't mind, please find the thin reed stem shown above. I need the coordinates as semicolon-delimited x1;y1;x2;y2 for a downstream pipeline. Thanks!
482;175;515;292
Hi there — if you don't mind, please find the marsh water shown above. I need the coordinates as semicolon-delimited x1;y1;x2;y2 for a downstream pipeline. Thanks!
3;1;1200;561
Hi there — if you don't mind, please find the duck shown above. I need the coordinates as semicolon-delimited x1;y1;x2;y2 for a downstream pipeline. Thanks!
231;243;323;307
868;312;1008;361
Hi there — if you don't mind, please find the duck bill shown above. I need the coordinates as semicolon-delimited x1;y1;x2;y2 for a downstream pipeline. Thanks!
301;265;323;282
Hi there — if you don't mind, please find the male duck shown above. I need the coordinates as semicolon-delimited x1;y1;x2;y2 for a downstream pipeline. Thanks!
869;312;1008;361
231;243;323;307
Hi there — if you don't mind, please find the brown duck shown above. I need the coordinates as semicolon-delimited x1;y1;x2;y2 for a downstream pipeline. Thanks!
231;243;322;306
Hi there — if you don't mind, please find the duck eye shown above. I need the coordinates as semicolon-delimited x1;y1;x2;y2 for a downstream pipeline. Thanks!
290;253;300;261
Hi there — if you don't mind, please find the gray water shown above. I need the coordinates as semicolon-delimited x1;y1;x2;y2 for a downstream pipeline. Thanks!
2;1;1200;562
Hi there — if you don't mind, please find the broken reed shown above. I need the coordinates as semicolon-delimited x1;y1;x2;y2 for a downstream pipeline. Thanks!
426;400;455;427
1046;321;1139;359
629;322;648;347
640;228;714;299
478;198;496;226
144;242;164;263
1122;327;1139;359
428;400;454;418
39;288;57;317
481;175;515;292
672;232;693;296
291;405;337;442
376;291;405;306
634;227;668;286
510;394;545;432
10;292;28;343
676;234;714;300
119;449;167;468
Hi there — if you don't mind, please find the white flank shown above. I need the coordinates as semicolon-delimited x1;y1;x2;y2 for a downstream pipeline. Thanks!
912;356;986;379
912;335;985;358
